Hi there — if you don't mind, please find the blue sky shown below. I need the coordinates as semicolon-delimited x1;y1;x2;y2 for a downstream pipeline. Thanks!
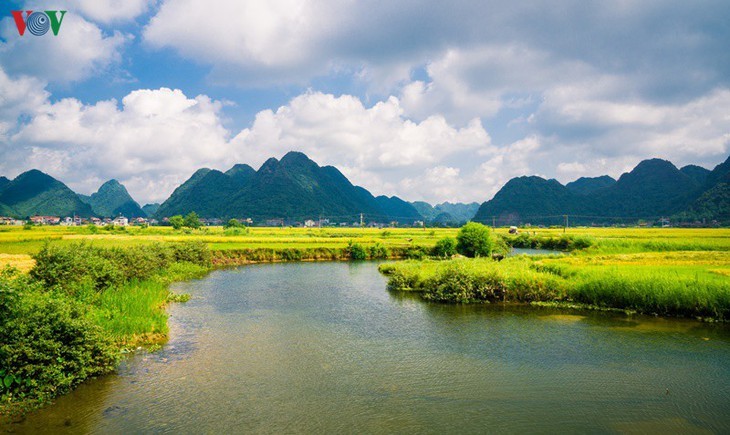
1;0;729;205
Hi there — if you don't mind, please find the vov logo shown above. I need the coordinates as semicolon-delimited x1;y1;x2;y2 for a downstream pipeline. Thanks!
11;10;67;36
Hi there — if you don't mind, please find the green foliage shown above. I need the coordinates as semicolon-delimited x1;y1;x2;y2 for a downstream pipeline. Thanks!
346;241;368;260
422;263;505;303
368;243;389;259
456;222;493;258
30;242;211;294
504;233;594;251
225;218;245;229
169;215;184;230
22;223;32;231
184;212;201;229
379;253;730;320
0;271;118;410
432;237;457;258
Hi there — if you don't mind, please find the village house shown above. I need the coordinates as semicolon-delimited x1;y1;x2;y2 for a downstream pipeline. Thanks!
30;216;61;225
304;219;316;228
112;216;129;226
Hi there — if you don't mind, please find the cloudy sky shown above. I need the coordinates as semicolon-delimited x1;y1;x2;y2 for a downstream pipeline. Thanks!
1;0;729;205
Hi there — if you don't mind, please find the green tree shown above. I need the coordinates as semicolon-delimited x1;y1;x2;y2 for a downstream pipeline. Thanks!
225;218;243;229
456;222;493;257
432;237;457;258
184;212;201;229
169;215;184;230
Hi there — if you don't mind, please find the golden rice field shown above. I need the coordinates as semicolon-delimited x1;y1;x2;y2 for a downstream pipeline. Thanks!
0;224;728;273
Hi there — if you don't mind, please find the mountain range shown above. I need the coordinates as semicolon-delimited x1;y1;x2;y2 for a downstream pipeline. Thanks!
155;151;423;223
473;156;730;225
0;152;727;225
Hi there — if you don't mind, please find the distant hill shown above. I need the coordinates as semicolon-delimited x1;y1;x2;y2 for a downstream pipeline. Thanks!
0;176;9;191
142;203;160;216
0;170;94;217
410;201;479;225
434;202;480;223
155;168;241;218
680;165;711;186
81;180;146;218
374;196;423;223
155;152;423;224
473;156;729;225
565;175;616;195
411;201;436;221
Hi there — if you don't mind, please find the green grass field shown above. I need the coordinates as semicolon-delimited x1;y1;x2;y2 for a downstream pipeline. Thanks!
379;227;730;320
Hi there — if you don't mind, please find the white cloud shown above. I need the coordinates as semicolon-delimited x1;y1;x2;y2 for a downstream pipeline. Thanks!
10;88;237;203
144;0;350;85
68;0;153;23
0;12;130;83
230;91;491;200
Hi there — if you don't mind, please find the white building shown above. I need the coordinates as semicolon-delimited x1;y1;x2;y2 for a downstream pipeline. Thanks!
112;216;129;226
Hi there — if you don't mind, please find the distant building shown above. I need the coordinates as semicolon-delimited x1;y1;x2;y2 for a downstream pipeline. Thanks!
112;216;129;226
30;216;61;225
304;219;316;227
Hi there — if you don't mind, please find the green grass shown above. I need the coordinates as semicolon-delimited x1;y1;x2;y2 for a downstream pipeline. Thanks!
379;232;730;321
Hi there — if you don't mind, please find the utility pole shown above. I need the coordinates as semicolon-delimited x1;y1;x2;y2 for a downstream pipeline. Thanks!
564;215;568;233
492;216;496;228
360;213;364;228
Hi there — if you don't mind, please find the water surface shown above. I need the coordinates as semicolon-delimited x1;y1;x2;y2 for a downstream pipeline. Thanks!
5;262;730;433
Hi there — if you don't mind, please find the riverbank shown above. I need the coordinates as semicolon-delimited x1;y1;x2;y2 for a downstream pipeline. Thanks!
0;242;211;418
379;236;730;321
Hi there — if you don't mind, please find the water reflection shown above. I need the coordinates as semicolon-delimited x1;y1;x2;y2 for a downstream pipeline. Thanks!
5;262;730;434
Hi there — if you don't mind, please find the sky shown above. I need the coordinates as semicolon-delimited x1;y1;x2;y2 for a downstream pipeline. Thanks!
0;0;729;206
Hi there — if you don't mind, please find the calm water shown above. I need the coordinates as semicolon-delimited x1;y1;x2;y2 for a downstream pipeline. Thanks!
5;262;730;434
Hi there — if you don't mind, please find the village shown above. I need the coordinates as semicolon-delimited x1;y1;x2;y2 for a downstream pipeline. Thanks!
0;215;428;229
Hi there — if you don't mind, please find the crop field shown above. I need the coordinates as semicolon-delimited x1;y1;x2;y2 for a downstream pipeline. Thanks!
0;225;458;269
379;227;730;320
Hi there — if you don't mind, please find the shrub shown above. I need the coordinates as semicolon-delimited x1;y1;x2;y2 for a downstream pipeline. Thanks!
432;237;457;258
184;212;201;229
169;215;184;230
0;272;118;410
404;246;429;260
456;222;493;258
422;263;505;303
346;241;367;260
368;243;389;259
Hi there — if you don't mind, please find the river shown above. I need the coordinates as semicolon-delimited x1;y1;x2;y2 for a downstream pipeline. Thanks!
5;262;730;433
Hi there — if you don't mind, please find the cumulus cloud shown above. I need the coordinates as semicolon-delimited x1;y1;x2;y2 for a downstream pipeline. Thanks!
68;0;153;23
3;84;496;204
9;87;236;203
0;11;130;83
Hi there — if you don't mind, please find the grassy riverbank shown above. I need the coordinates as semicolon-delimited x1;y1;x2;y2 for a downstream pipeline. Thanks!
0;242;210;417
1;226;728;416
380;230;730;321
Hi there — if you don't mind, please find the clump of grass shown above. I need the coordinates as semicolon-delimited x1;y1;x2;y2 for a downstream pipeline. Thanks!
379;251;730;321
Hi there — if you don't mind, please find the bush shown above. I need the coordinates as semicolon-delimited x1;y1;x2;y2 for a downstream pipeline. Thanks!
346;241;367;260
422;263;505;303
368;243;389;259
456;222;493;258
169;215;184;230
0;272;118;410
432;237;457;258
31;242;211;294
184;212;201;229
404;246;429;260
